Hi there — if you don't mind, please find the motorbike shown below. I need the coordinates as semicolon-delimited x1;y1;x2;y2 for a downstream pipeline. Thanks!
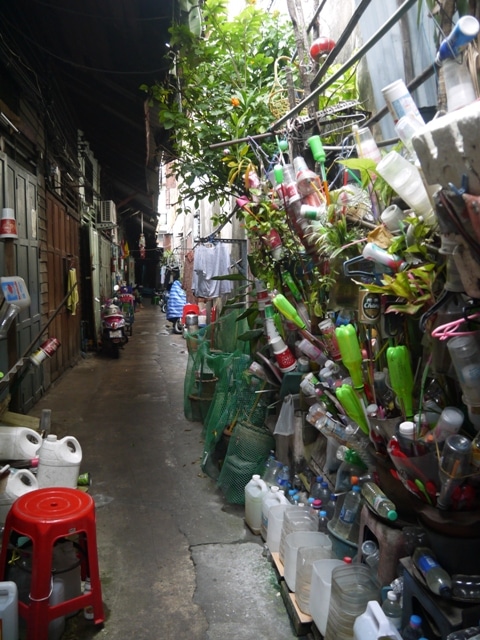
100;291;129;357
160;289;169;314
166;280;187;334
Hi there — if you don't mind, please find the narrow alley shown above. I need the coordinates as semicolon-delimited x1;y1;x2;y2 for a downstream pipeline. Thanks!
28;303;300;640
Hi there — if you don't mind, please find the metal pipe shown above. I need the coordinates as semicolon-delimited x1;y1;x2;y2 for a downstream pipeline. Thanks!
270;0;418;131
310;0;373;90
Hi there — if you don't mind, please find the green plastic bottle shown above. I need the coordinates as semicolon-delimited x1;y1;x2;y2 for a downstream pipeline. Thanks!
335;324;364;389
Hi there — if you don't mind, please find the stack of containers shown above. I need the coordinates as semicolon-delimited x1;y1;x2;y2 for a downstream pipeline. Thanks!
278;505;318;566
283;531;331;591
295;544;333;615
324;564;381;640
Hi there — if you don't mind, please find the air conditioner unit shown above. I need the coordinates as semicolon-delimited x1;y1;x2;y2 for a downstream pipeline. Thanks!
100;200;116;224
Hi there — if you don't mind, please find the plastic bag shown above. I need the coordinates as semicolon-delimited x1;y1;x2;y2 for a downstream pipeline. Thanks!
274;395;295;436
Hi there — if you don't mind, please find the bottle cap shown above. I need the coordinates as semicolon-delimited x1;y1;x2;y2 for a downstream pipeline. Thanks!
410;615;423;627
387;590;397;602
387;509;398;521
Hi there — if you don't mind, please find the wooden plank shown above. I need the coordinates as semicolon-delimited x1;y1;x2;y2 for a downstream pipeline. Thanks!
271;551;285;578
280;580;312;636
0;411;40;430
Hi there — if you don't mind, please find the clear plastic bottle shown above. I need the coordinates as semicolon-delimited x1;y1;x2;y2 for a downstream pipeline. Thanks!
309;498;323;518
382;590;402;631
317;509;329;533
402;614;424;640
452;575;480;602
325;494;337;520
317;480;331;505
262;453;279;486
276;465;290;491
287;488;299;504
331;485;362;539
310;476;324;500
361;481;398;521
413;547;452;599
361;539;380;572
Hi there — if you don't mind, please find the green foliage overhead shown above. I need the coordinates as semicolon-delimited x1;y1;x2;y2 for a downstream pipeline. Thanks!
141;0;296;213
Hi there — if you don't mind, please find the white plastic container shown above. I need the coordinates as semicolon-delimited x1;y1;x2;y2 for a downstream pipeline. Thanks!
266;503;289;553
36;434;82;488
353;599;402;640
0;469;38;522
0;581;18;640
284;531;332;592
244;474;268;535
260;486;288;541
0;426;42;460
309;558;345;635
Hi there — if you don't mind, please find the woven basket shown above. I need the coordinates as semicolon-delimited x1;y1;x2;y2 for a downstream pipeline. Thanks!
268;56;308;120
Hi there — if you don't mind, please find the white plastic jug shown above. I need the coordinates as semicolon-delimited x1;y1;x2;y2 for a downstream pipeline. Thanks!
353;600;402;640
0;469;38;523
266;503;288;554
0;426;42;460
284;531;332;592
0;581;18;640
260;486;288;541
245;474;268;535
309;558;345;635
36;434;82;488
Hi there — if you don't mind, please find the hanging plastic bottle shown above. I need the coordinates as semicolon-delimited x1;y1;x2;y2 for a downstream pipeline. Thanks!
331;484;362;539
386;345;415;419
412;547;452;598
361;481;398;521
272;293;307;330
437;434;472;510
335;324;364;391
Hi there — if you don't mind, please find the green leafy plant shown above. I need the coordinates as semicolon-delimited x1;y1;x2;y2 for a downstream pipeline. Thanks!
142;0;296;213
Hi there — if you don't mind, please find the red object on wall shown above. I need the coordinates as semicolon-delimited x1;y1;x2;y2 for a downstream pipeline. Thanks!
310;37;336;61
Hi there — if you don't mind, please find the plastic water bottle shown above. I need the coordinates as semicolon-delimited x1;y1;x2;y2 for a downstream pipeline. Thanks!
325;493;337;520
317;481;331;505
413;547;452;599
402;614;424;640
332;485;362;539
382;590;402;631
310;476;324;499
361;539;380;572
452;574;480;602
262;452;278;486
309;499;323;518
361;481;398;521
276;465;290;491
287;488;299;504
317;509;329;533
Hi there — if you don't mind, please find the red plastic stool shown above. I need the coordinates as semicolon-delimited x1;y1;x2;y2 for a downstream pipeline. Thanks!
0;488;105;640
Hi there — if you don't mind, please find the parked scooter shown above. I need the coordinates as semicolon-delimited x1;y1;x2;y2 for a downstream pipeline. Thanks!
166;279;187;334
100;287;129;357
160;289;169;314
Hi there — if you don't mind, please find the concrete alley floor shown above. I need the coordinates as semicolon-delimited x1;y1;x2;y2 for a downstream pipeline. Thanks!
28;303;305;640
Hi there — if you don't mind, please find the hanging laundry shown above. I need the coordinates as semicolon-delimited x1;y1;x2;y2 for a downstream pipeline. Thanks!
66;268;79;315
192;243;233;298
